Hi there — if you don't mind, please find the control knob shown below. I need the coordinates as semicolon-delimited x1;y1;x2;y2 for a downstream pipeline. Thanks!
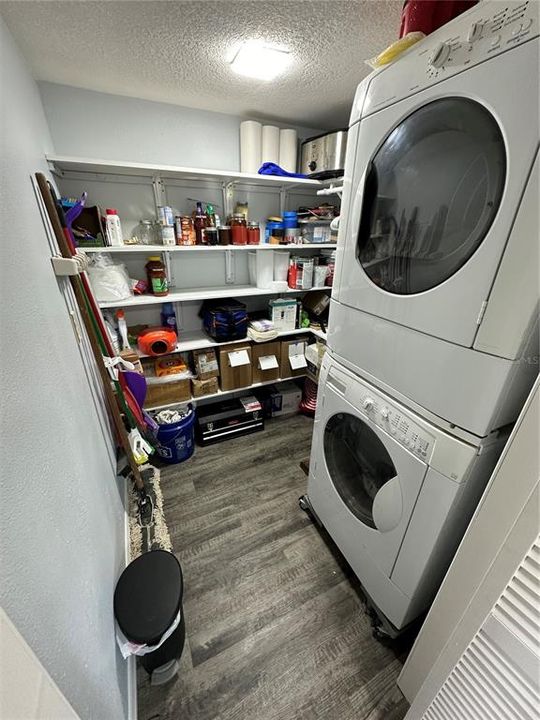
363;397;374;411
380;407;390;420
467;21;484;43
430;42;451;68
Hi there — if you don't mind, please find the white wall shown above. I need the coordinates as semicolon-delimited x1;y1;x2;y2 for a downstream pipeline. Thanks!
0;18;129;720
39;81;321;170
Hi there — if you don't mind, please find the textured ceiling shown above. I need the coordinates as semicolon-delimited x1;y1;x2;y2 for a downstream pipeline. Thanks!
1;0;402;129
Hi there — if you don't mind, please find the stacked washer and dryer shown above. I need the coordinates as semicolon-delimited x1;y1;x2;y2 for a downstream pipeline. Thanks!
300;0;539;638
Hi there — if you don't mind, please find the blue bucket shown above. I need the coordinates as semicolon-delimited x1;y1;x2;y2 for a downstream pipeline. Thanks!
154;407;195;464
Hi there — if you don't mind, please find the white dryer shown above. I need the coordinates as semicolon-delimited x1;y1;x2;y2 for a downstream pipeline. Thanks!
305;353;507;633
329;0;539;437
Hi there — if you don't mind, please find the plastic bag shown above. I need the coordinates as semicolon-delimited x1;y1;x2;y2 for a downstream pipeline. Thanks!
87;253;132;302
365;32;425;69
115;609;182;659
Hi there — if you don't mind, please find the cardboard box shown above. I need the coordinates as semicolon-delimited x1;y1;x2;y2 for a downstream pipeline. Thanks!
269;298;297;331
192;348;219;380
191;376;219;398
251;341;281;384
280;337;309;379
144;378;191;408
305;340;326;384
218;342;252;391
273;381;302;417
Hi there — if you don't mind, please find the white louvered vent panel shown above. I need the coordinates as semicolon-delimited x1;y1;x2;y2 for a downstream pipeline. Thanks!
493;540;540;653
422;536;540;720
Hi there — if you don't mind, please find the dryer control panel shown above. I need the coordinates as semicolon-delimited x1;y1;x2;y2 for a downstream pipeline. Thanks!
426;0;538;80
356;389;435;462
363;0;538;117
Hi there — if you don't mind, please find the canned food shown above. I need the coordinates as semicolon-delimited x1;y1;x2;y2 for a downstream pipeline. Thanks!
161;225;176;246
176;215;195;245
157;205;174;226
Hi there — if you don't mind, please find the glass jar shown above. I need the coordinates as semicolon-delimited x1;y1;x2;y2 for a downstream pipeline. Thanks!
247;222;260;245
218;226;231;245
203;227;218;245
132;219;155;245
231;214;247;245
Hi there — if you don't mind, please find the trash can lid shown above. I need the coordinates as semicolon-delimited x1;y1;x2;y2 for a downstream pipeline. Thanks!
114;550;183;646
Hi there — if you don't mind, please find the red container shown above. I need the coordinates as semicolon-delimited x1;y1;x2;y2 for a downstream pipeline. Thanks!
399;0;477;37
231;214;248;245
247;222;260;245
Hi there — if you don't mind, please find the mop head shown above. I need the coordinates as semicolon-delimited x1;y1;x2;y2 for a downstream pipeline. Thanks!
128;464;173;560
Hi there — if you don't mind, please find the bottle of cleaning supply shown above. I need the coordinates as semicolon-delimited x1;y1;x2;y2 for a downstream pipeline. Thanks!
160;302;177;333
106;208;123;246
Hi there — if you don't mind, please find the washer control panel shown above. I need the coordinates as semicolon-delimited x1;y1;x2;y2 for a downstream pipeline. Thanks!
358;390;435;461
364;0;538;116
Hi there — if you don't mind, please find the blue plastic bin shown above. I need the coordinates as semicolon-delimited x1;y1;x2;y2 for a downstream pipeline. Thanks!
154;407;195;464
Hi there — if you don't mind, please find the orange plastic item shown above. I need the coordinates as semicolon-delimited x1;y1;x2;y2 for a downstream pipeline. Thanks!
137;327;177;356
155;355;187;377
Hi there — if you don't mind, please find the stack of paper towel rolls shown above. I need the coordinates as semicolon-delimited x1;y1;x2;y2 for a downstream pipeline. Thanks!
240;121;298;174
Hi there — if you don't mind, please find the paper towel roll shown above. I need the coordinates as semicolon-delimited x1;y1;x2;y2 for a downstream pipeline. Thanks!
279;128;298;173
261;125;280;165
240;120;262;173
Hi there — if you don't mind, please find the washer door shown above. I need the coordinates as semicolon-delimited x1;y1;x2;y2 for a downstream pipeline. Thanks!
324;412;401;532
309;387;428;577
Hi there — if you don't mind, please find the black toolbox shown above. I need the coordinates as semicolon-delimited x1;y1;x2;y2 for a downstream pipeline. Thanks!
195;396;264;446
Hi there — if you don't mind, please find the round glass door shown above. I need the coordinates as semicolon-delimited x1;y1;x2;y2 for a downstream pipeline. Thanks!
323;413;397;529
356;98;506;294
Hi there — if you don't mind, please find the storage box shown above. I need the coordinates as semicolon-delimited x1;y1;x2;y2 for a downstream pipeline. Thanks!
196;396;264;445
251;341;281;384
272;381;302;417
218;342;252;391
269;298;297;331
191;377;219;398
144;378;191;408
280;337;309;379
254;385;279;419
305;340;326;383
192;348;219;380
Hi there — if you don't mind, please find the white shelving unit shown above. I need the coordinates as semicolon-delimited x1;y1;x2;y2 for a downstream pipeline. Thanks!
137;327;318;357
52;154;333;409
145;374;307;412
99;284;331;309
83;243;336;253
46;155;322;192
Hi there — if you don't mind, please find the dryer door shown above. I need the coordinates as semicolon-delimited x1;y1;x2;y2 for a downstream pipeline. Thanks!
309;385;428;577
335;39;538;348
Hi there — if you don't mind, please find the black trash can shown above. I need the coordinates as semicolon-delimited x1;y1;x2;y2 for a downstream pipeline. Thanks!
114;549;185;684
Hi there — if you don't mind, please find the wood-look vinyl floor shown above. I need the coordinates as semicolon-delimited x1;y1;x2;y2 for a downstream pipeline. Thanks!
138;414;409;720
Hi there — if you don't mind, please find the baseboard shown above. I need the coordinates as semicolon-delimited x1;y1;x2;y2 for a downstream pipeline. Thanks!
124;477;138;720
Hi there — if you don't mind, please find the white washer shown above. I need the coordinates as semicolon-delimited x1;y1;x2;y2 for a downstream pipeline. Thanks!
328;0;539;437
306;353;507;632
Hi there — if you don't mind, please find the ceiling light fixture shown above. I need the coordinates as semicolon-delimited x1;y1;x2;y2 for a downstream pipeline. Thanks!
230;41;292;81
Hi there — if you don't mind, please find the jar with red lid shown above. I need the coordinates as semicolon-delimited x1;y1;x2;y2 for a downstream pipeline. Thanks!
231;214;247;245
247;222;260;245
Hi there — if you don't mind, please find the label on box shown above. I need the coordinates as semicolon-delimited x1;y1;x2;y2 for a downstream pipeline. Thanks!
240;395;262;412
258;354;278;370
198;353;218;373
288;342;307;370
228;349;250;367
